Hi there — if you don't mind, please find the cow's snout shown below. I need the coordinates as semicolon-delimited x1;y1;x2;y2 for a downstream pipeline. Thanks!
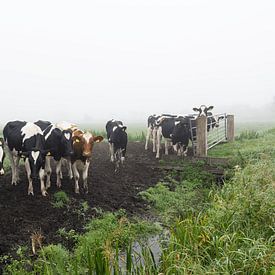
83;151;91;157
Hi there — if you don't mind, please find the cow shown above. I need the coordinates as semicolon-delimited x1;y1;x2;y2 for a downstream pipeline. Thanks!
155;115;190;159
106;120;128;171
3;121;49;196
71;129;103;193
145;114;160;152
0;137;5;175
34;121;74;189
145;114;179;153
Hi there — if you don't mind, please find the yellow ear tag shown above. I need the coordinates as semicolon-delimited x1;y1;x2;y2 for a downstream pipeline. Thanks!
75;139;80;143
47;152;51;156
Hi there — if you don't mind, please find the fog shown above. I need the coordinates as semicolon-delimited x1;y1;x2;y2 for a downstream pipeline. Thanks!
0;0;274;126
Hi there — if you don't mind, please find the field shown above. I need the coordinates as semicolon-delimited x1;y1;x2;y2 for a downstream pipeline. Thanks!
0;122;274;274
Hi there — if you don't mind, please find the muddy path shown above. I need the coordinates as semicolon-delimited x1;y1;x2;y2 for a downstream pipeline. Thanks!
0;141;166;260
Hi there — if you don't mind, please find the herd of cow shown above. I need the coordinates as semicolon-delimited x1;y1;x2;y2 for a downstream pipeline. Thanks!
0;119;126;196
145;105;224;158
0;105;222;197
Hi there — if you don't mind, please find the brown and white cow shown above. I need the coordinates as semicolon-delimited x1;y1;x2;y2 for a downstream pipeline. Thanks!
70;129;103;193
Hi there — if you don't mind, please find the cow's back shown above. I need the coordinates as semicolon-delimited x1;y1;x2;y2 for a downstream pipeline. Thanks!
34;120;52;131
3;121;27;151
106;120;117;140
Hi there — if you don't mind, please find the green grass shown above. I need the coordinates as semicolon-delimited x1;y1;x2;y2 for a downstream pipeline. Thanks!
51;191;70;208
140;161;215;224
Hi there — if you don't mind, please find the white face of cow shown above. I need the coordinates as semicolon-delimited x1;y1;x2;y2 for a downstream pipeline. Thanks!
193;105;214;117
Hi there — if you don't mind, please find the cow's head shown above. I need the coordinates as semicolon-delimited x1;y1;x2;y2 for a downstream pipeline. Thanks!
73;130;103;158
193;105;214;117
148;115;159;128
60;130;74;157
0;138;5;175
22;149;49;179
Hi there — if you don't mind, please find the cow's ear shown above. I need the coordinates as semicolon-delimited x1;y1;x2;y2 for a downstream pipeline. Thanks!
193;107;200;112
73;136;81;143
122;126;127;131
93;136;104;143
207;106;214;111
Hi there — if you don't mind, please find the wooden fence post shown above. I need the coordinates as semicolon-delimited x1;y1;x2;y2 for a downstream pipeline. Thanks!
226;115;235;142
196;116;207;157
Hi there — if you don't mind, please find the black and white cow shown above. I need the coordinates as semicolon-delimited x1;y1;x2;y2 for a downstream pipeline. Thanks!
106;119;128;171
145;114;160;152
155;115;190;158
3;121;49;196
145;114;179;153
0;137;5;175
34;121;74;189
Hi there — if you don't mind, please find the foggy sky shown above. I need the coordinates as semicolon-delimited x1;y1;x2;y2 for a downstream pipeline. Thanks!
0;0;274;125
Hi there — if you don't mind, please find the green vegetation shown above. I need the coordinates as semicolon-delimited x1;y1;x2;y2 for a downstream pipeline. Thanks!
2;211;160;274
51;191;70;208
140;162;215;224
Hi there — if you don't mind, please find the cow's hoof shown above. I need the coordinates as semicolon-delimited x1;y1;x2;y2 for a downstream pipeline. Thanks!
28;191;34;196
42;191;48;197
75;189;80;194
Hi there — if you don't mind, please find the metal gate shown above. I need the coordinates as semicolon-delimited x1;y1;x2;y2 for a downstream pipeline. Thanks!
189;113;227;155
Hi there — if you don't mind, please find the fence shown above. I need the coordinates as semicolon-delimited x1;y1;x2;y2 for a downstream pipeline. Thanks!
189;114;234;156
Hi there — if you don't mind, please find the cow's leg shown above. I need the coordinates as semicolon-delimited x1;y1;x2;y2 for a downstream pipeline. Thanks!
152;128;157;153
25;159;33;196
72;162;80;194
183;145;188;156
39;168;47;196
83;160;90;194
156;128;162;159
121;149;125;164
44;156;52;189
177;145;182;156
5;147;16;185
14;155;20;183
67;161;73;179
109;143;114;162
145;127;152;150
164;139;169;155
56;160;62;188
